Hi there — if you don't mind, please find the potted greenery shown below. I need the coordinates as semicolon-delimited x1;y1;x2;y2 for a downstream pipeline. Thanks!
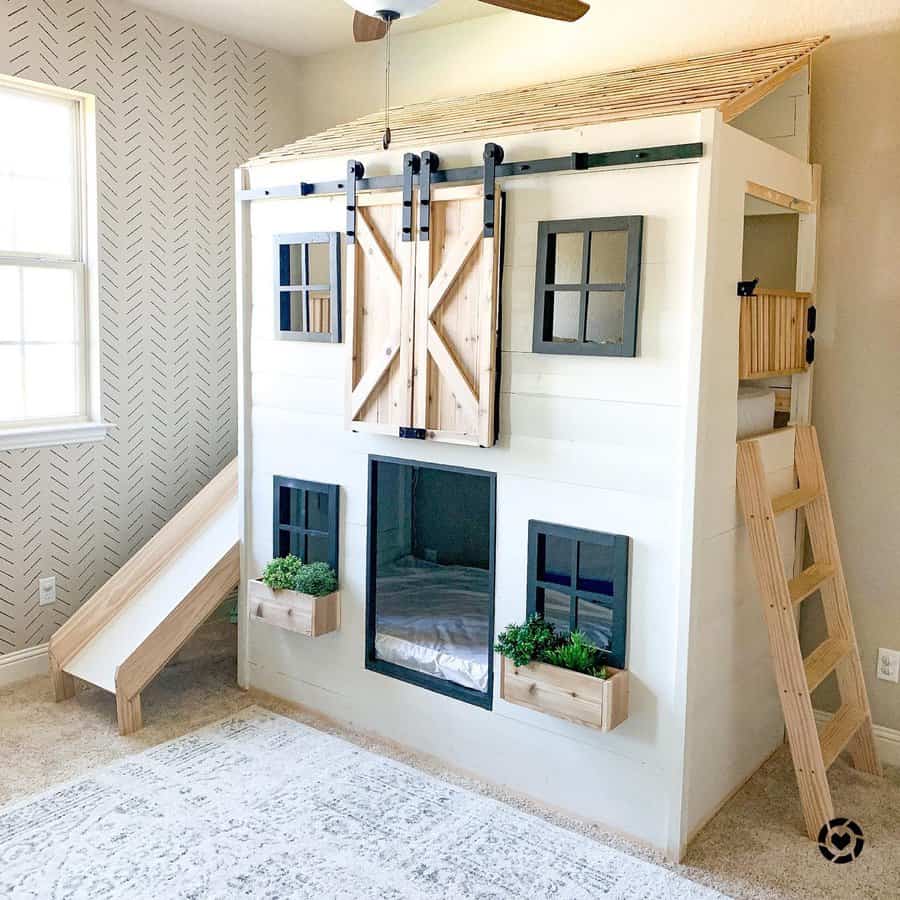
495;615;628;731
248;555;340;637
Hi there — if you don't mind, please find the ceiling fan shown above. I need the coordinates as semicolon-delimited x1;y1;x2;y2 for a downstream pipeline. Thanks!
345;0;589;149
348;1;590;43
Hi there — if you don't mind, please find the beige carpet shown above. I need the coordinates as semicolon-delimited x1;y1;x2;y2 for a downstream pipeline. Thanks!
2;624;898;899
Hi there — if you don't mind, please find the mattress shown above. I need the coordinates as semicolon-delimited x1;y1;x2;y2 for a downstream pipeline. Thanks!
374;558;491;693
737;384;776;439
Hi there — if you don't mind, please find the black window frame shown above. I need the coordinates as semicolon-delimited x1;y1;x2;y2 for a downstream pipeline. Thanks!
532;216;643;357
527;520;629;669
365;455;497;710
272;476;340;575
274;231;342;342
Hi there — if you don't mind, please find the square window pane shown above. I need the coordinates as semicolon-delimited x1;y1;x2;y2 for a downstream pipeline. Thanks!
278;485;302;526
279;290;305;332
540;588;571;633
307;491;329;531
279;243;305;286
576;598;613;651
12;176;75;257
586;292;625;346
538;532;573;586
0;266;21;341
308;293;330;334
552;232;583;284
0;88;75;178
276;528;295;558
307;241;330;286
23;267;77;342
305;533;330;566
578;540;616;595
23;343;78;419
0;346;24;422
589;230;628;284
549;291;582;343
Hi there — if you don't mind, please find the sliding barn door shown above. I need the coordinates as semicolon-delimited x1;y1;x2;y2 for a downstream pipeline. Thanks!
414;185;503;447
346;192;416;434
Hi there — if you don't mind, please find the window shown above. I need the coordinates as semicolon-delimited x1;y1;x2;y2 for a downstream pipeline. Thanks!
275;232;341;342
532;217;643;357
527;521;629;669
0;76;104;446
273;476;340;573
366;457;496;709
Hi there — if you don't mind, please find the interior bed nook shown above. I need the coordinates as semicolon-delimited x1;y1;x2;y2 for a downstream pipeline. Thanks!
235;34;882;861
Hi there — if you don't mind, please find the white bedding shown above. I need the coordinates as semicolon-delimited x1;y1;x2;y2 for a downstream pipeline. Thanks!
374;558;491;693
737;384;776;439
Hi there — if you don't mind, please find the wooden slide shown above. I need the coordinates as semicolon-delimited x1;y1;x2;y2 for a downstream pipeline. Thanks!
48;460;239;735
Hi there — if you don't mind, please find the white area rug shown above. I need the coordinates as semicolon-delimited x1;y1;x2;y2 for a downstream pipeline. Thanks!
0;707;724;899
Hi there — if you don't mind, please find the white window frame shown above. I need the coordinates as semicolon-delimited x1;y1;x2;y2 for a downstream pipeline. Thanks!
0;74;111;451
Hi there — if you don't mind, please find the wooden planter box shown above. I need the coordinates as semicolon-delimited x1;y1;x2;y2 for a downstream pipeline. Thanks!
248;579;339;637
499;656;629;732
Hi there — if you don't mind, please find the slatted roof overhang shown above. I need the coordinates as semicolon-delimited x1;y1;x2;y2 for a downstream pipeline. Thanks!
250;36;827;166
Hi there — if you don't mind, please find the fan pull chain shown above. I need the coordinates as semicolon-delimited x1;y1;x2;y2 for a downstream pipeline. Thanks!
382;18;392;150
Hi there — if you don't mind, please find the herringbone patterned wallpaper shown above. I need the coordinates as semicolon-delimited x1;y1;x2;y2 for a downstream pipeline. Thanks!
0;0;287;656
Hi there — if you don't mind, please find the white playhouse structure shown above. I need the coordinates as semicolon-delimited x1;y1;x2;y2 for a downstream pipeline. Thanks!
233;35;880;859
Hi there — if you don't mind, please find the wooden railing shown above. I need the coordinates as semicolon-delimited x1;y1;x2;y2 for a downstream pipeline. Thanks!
739;288;811;379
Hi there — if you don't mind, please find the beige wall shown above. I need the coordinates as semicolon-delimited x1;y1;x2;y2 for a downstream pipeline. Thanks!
288;5;900;732
742;214;799;289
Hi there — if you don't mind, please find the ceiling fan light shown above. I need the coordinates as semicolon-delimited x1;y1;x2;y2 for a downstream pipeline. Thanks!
345;0;441;18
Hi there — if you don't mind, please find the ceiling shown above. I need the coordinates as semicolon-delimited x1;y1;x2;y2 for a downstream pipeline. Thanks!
134;0;499;58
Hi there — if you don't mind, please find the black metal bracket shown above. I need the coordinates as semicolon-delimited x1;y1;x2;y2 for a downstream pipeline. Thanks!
483;142;504;238
399;427;426;440
401;153;420;242
571;151;589;170
345;160;365;244
299;182;315;196
807;305;817;334
419;151;439;241
806;336;816;365
737;277;759;297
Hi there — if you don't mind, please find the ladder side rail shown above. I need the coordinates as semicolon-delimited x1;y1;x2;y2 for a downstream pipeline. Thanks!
737;438;834;838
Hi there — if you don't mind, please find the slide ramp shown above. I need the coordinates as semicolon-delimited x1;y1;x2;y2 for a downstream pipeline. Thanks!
48;461;239;734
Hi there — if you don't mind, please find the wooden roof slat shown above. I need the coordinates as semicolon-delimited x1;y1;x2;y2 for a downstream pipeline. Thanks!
249;36;828;165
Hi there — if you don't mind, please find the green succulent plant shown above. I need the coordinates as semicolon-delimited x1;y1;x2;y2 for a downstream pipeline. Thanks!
495;616;610;679
293;560;338;597
261;554;304;590
494;614;558;668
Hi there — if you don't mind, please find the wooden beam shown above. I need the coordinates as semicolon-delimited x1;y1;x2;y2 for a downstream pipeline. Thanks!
721;58;811;122
348;328;402;419
427;222;483;318
116;692;142;736
49;650;75;701
746;180;814;214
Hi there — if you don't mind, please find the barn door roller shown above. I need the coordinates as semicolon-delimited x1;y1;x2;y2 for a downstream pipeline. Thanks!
401;152;420;241
419;151;440;242
482;142;504;238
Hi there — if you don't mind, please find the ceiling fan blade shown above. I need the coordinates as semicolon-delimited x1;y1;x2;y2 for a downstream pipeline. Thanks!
353;11;389;42
478;0;589;21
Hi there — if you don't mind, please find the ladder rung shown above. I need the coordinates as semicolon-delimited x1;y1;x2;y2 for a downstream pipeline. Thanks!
772;486;821;514
804;637;853;692
820;704;868;769
789;562;836;605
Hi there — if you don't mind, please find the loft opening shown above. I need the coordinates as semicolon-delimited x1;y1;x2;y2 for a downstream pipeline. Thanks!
366;456;496;709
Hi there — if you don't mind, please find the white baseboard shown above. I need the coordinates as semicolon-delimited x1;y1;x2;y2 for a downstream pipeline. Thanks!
814;709;900;768
0;643;49;687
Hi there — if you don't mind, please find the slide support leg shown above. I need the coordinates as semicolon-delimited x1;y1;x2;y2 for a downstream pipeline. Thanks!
116;691;142;735
50;653;76;701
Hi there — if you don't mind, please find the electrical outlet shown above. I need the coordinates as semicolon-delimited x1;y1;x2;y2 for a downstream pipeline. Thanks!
877;648;900;683
39;576;56;607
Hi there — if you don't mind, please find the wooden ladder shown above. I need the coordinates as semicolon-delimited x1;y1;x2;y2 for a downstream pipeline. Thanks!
736;425;881;839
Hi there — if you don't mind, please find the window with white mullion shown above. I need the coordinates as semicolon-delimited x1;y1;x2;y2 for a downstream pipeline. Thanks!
0;78;88;429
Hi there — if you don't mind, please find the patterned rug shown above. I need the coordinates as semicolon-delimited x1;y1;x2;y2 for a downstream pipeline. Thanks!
0;707;724;899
